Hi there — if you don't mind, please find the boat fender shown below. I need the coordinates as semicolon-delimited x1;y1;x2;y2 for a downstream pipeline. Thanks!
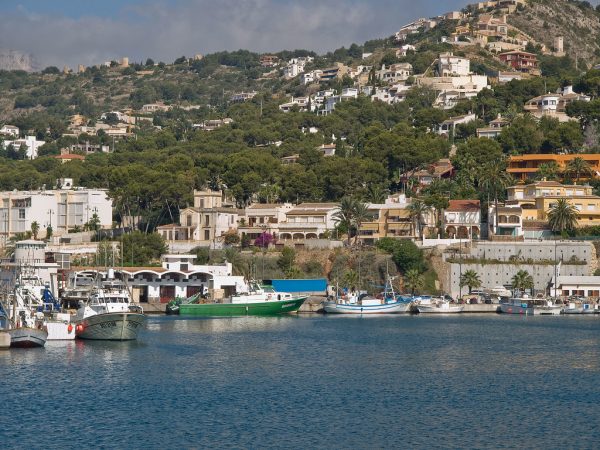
68;324;73;333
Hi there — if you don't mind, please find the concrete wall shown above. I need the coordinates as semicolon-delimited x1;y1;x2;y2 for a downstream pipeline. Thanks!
444;240;594;297
448;262;588;298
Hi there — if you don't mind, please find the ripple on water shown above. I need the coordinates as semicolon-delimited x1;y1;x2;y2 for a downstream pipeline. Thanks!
1;315;599;449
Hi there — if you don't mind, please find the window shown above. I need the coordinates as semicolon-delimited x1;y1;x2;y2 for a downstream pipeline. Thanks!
205;215;210;226
588;204;595;211
186;215;192;226
18;209;25;219
575;204;582;211
204;230;210;240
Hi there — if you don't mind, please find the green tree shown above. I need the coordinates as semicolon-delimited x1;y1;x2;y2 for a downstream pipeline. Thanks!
333;197;357;245
404;269;424;295
277;247;296;277
30;221;40;240
566;157;593;184
407;199;430;239
536;161;561;181
479;159;514;231
343;269;359;291
45;225;53;240
459;269;481;294
120;232;167;266
512;269;534;293
548;198;579;233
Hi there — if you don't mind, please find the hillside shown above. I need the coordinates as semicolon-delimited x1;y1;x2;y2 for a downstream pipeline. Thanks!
510;0;600;66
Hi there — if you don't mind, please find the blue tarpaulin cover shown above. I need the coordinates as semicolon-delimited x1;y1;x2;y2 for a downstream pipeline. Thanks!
268;279;327;294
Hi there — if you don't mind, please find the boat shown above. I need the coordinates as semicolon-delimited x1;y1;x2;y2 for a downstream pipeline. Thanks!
2;291;47;348
561;299;599;315
178;281;307;316
562;301;584;315
14;274;75;340
166;290;204;315
417;299;464;314
60;273;95;309
323;276;411;314
74;279;146;340
499;297;562;316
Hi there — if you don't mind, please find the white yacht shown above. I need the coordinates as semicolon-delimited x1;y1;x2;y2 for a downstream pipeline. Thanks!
74;280;146;340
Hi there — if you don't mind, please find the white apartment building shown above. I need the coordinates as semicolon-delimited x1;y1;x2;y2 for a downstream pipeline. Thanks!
0;125;19;137
377;63;413;84
2;135;46;159
278;203;338;240
0;179;112;242
238;203;294;240
438;53;470;76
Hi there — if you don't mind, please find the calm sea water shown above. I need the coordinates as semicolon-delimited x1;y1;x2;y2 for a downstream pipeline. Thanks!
1;314;599;449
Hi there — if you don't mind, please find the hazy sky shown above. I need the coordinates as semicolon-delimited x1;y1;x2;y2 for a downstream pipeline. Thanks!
0;0;474;68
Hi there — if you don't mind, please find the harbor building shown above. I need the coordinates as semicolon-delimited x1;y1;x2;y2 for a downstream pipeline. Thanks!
72;254;245;303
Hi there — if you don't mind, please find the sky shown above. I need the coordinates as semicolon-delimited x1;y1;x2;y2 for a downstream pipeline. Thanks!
0;0;473;68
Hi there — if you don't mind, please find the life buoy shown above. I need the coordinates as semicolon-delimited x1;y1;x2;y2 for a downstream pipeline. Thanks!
68;324;73;333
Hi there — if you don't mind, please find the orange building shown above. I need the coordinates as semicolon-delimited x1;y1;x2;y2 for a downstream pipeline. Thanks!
507;154;600;182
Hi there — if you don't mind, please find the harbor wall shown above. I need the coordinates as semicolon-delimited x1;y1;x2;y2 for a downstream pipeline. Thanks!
442;241;595;298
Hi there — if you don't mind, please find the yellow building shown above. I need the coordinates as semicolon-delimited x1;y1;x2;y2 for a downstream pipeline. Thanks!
506;181;600;227
357;194;418;244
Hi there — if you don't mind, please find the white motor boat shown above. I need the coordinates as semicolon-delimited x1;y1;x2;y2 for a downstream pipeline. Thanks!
417;299;463;314
499;297;562;316
74;280;146;340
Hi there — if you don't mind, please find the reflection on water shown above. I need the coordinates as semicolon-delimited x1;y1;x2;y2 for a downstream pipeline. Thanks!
1;315;600;449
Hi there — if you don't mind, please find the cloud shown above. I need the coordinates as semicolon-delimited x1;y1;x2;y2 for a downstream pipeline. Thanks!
0;0;466;68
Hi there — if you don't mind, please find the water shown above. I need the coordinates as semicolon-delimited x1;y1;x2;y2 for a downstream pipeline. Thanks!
1;314;600;449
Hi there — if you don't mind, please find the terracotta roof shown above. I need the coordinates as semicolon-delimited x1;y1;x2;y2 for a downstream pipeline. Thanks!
446;200;480;212
247;204;285;210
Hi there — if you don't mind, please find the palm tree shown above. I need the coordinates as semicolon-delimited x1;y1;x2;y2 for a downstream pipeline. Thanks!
333;197;356;245
479;160;514;234
566;157;593;184
404;269;424;295
343;269;359;291
512;269;534;293
364;185;388;204
459;269;481;294
408;199;430;239
536;161;561;181
548;198;579;234
30;221;39;240
352;201;371;245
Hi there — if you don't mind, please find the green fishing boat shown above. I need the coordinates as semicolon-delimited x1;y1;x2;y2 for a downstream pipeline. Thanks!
178;281;307;316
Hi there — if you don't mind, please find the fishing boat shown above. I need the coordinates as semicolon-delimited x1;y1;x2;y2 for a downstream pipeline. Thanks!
74;279;146;340
417;299;463;314
2;291;47;348
499;297;562;316
323;276;411;314
14;275;75;340
178;281;307;316
166;290;204;315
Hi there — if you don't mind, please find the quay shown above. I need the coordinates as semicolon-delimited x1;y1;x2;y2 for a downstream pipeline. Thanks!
140;298;501;314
